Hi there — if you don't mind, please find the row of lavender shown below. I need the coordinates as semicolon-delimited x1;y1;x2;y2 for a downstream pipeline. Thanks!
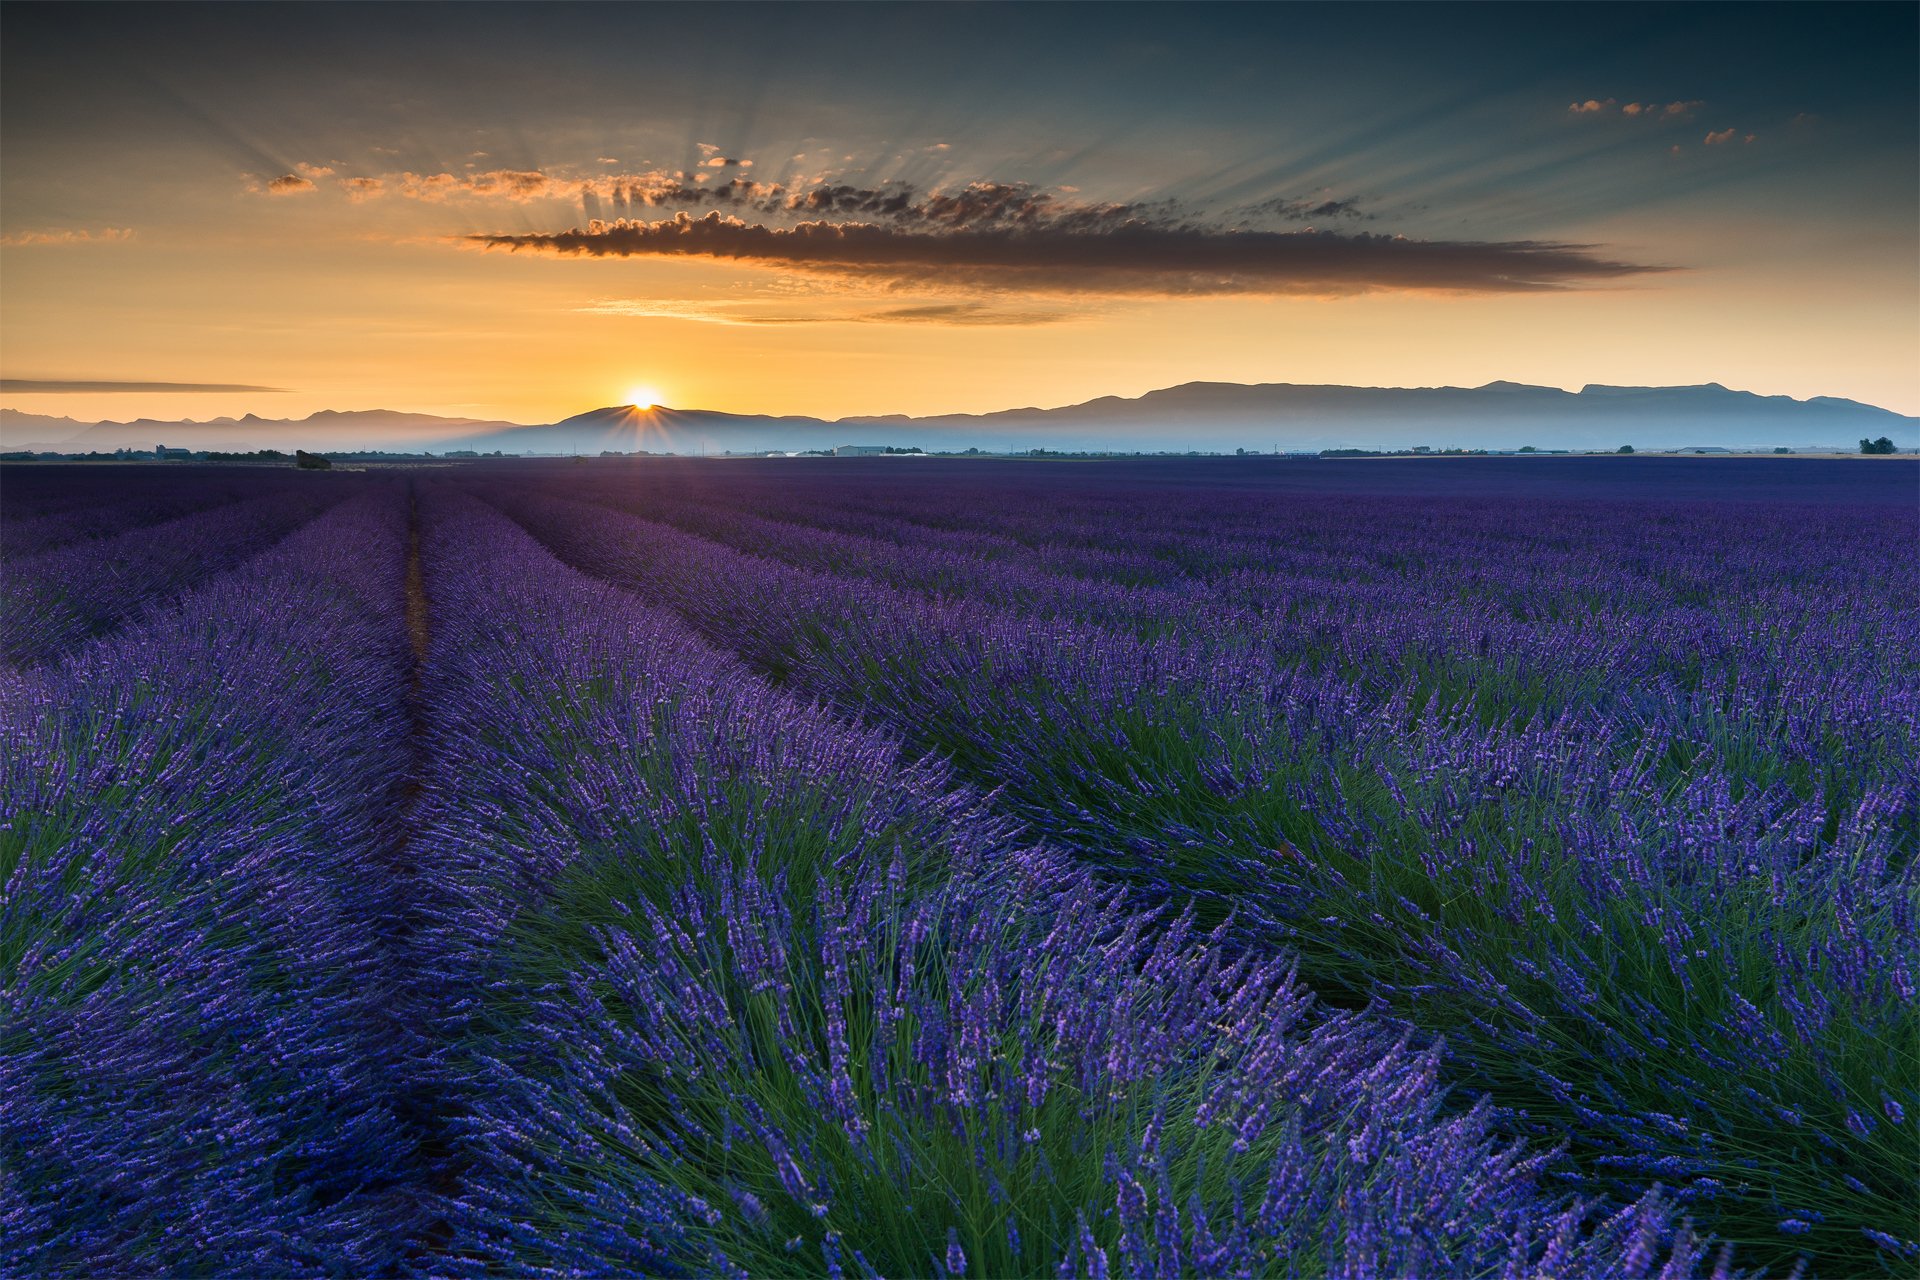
1;468;260;561
3;458;1904;1274
2;478;433;1273
463;459;1918;1274
1;476;341;667
1;467;1701;1276
409;485;1698;1277
1;466;1693;1277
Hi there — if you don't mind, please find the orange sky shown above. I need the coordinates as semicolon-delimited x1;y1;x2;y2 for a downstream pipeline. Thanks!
2;4;1915;426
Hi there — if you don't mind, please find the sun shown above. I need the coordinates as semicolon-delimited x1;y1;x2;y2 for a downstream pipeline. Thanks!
624;386;660;411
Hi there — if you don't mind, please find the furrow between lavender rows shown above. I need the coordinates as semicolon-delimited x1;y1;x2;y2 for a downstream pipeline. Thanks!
475;479;1918;1273
405;483;1694;1278
1;483;440;1274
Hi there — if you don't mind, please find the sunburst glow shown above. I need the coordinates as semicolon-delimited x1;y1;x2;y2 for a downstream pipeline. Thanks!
625;386;660;411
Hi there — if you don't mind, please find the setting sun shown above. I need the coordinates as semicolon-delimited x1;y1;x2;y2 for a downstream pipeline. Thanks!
625;387;660;411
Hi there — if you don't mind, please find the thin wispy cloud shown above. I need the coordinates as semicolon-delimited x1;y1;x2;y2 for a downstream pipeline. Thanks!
0;378;291;393
578;298;1073;326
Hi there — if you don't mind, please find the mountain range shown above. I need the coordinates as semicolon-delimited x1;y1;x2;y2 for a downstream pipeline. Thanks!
4;380;1914;455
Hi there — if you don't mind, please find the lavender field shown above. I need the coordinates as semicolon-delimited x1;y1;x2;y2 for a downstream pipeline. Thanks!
2;457;1915;1278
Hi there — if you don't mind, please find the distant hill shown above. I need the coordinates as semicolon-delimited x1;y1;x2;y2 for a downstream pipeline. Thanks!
451;381;1917;454
447;405;849;457
6;381;1914;455
0;408;522;453
854;380;1917;452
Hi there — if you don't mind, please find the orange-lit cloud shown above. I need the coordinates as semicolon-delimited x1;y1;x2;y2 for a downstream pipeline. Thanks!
1575;98;1703;119
398;168;573;201
1704;128;1738;145
0;226;134;246
1630;100;1701;118
265;173;317;195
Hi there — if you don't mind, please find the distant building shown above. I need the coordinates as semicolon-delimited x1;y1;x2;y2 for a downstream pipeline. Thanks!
834;444;889;456
155;444;192;459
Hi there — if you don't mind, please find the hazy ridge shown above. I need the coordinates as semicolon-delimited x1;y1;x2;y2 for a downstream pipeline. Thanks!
5;379;1913;455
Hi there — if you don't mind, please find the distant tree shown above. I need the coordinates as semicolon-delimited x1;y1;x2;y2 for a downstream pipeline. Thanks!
1616;445;1634;454
1518;445;1538;454
1773;446;1792;455
1859;436;1896;455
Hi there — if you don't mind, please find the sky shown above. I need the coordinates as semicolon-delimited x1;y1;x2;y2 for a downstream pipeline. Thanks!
1;0;1916;426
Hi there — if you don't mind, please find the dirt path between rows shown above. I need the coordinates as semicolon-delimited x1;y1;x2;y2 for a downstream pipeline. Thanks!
383;483;459;1267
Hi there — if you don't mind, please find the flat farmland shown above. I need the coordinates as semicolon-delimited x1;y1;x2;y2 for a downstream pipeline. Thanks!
3;457;1915;1277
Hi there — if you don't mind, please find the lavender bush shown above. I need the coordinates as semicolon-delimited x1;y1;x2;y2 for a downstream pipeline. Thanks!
1;472;257;560
414;489;1699;1277
1;483;337;667
1;484;432;1274
481;460;1916;1272
5;455;1910;1276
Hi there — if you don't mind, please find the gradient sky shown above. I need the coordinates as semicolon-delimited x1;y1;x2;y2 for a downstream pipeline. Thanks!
2;1;1915;425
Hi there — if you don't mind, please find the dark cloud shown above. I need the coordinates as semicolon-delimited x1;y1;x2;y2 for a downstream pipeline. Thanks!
275;161;1658;297
269;163;1369;247
1246;196;1371;222
471;210;1663;297
0;379;291;393
621;177;1190;235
